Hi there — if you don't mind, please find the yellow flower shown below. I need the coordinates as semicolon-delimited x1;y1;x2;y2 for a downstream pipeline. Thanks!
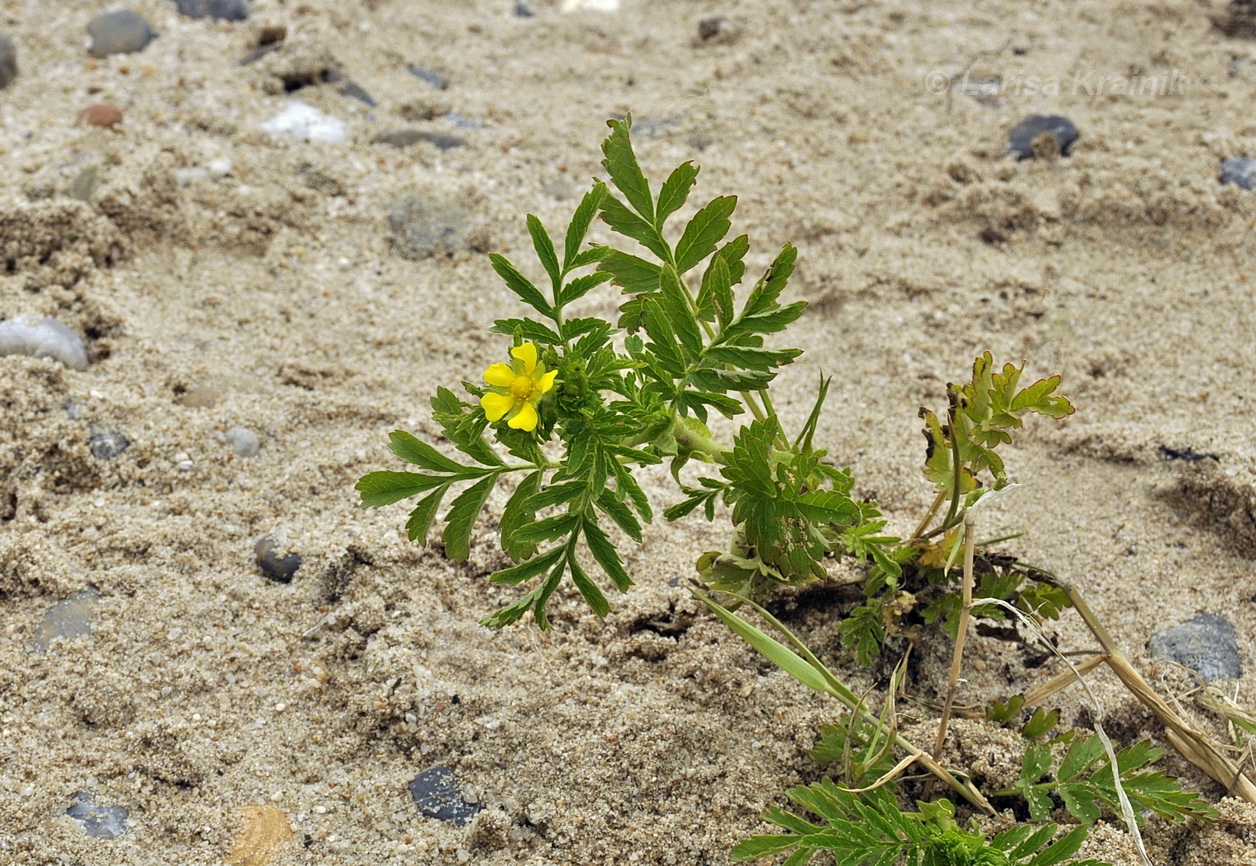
479;342;557;432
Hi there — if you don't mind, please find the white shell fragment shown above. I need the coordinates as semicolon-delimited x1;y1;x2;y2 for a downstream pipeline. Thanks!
0;315;89;370
261;100;347;144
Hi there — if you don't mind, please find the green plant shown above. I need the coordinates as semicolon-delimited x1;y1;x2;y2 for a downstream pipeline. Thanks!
733;784;1103;866
357;117;1238;863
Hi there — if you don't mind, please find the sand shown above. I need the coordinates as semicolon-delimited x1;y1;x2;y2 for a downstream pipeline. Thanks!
2;0;1256;863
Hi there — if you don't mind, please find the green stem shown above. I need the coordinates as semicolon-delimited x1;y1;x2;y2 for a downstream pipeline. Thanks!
941;409;964;529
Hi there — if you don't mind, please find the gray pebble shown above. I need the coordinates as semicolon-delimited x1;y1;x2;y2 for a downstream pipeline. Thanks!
34;588;100;652
406;65;448;90
67;164;102;202
388;195;470;259
86;10;155;58
1148;612;1241;682
225;426;260;457
0;33;16;89
373;129;467;150
174;0;250;20
66;793;128;839
0;316;89;370
1006;114;1079;160
255;537;301;583
339;80;376;107
409;767;482;825
1221;157;1256;191
90;431;130;460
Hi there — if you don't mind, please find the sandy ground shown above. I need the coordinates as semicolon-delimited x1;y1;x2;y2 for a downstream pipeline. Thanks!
3;0;1256;863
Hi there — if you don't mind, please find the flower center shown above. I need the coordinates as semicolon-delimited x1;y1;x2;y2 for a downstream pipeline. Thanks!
511;376;534;401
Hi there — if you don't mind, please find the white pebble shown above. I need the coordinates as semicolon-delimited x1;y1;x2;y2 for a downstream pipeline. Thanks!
262;100;347;144
207;157;232;178
563;0;619;9
0;316;88;370
225;426;260;457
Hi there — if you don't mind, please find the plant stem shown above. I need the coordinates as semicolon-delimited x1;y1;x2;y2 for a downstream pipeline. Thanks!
929;519;975;797
942;409;963;529
910;490;947;542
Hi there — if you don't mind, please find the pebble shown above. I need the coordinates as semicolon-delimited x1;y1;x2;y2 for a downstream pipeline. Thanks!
339;80;376;107
225;426;260;457
175;157;232;186
0;33;16;89
388;195;470;259
90;431;130;460
66;793;128;839
0;316;89;370
34;588;100;652
173;0;250;20
1006;114;1079;160
1149;612;1241;682
67;164;101;202
406;65;448;90
262;100;346;144
514;2;535;16
409;767;483;826
1220;157;1256;191
373;129;467;150
86;10;155;59
78;104;124;129
255;537;301;583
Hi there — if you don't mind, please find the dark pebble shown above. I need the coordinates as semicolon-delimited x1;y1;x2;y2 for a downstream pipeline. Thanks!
1148;612;1241;682
255;537;301;583
0;33;16;90
174;0;249;20
515;1;534;16
409;767;482;826
1006;114;1079;160
388;194;470;259
406;65;448;90
373;129;467;150
66;793;128;839
86;10;155;58
90;431;130;460
1221;157;1256;190
339;80;376;107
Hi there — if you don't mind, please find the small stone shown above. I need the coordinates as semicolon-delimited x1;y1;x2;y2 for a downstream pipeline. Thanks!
339;80;376;107
0;33;17;89
1221;157;1256;191
86;10;155;59
409;767;483;826
255;537;301;583
225;426;260;457
0;316;89;370
67;164;102;202
90;431;130;460
34;588;100;652
373;129;467;150
174;0;250;20
388;194;470;259
1149;612;1242;682
78;104;124;129
1006;115;1079;160
406;65;448;90
696;17;741;44
66;793;128;839
514;2;535;16
262;100;346;144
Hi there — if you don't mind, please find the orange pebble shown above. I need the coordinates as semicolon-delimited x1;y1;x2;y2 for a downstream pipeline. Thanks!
78;103;123;128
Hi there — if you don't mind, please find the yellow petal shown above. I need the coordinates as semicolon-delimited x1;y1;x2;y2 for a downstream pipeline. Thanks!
511;342;538;375
507;401;538;431
483;363;516;388
480;392;515;422
536;369;558;394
